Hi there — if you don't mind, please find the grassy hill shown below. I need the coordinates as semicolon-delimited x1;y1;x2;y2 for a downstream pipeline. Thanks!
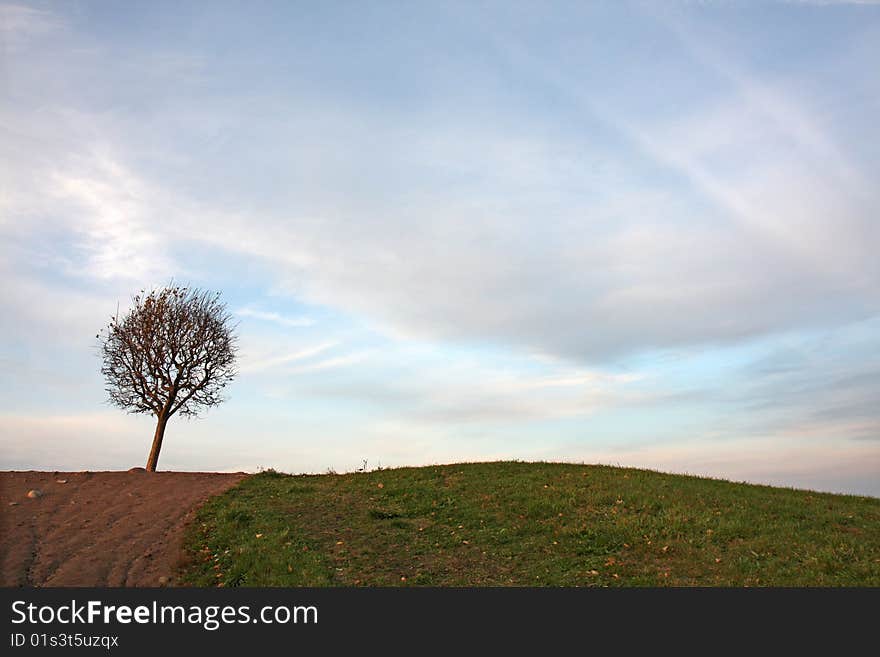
179;461;880;587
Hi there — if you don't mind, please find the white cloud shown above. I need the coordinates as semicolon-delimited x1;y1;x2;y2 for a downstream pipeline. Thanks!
6;91;875;365
0;4;60;48
51;152;177;282
3;6;876;364
235;307;315;328
280;352;649;426
238;341;338;374
286;352;372;375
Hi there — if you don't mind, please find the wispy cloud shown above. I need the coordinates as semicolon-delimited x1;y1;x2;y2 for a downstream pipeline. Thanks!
239;341;338;374
0;3;60;47
281;351;648;426
50;152;176;282
235;307;315;328
287;352;372;375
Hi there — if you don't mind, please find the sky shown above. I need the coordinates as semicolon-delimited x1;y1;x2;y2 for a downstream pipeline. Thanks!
1;0;879;497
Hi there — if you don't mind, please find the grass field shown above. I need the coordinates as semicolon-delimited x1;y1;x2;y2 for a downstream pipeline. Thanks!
179;461;880;587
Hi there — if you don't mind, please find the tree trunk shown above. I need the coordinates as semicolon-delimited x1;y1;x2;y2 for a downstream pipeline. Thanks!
146;411;170;472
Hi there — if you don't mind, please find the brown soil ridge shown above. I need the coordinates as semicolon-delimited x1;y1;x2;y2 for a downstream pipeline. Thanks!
0;470;246;587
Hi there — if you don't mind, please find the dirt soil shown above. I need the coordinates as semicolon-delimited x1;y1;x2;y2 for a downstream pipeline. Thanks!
0;471;246;587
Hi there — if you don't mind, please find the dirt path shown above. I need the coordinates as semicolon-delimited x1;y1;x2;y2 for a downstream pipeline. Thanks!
0;471;246;587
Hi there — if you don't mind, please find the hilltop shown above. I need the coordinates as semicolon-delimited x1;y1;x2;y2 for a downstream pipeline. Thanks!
180;461;880;587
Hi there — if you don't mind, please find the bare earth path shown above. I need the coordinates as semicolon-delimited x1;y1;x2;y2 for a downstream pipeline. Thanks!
0;471;246;587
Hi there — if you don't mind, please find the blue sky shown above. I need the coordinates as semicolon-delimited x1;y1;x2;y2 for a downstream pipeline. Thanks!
1;1;879;496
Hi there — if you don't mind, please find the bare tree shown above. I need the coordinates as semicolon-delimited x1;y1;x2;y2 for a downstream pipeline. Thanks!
98;286;238;471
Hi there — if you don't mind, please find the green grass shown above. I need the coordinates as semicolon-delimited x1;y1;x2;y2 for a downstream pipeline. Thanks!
179;461;880;587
